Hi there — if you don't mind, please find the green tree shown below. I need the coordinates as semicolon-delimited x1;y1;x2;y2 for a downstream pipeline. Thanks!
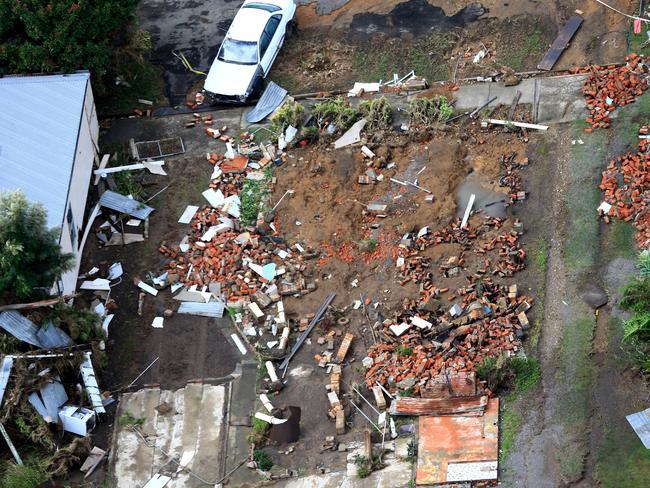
0;190;74;299
0;0;137;77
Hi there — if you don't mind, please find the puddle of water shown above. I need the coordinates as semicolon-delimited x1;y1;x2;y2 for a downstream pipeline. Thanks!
456;172;507;219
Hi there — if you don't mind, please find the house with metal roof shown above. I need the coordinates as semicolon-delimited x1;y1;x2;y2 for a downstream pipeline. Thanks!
0;72;99;294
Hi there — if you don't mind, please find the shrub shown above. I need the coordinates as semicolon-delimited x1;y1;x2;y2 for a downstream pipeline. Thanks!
476;355;540;393
269;99;305;135
0;458;47;488
0;190;74;300
408;96;454;126
358;97;393;130
253;449;273;471
312;97;360;131
0;0;138;80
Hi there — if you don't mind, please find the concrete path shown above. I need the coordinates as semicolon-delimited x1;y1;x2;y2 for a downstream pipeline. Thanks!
111;384;227;487
454;74;588;124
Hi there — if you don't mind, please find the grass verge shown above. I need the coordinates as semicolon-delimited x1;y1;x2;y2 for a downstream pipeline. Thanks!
496;31;546;71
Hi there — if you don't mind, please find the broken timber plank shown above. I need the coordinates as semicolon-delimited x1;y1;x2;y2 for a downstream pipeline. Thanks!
482;119;548;131
390;395;488;416
537;15;583;71
508;90;522;120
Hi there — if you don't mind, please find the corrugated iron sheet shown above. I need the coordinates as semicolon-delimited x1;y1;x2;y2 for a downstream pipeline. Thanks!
416;398;499;485
391;395;488;416
0;72;90;230
177;301;225;318
0;356;14;408
99;190;155;220
626;407;650;449
36;321;73;348
80;352;105;414
28;380;68;421
0;311;72;349
245;82;288;123
0;310;42;347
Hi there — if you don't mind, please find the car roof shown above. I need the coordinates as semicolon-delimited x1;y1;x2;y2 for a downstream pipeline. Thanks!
228;6;274;42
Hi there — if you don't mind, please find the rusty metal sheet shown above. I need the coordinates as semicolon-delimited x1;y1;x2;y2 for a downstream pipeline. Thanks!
537;15;583;71
416;398;499;485
391;395;487;416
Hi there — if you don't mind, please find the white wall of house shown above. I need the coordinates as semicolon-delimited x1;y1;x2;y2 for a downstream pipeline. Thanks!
58;81;99;295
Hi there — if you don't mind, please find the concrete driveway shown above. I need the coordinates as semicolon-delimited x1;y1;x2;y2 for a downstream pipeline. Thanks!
137;0;244;104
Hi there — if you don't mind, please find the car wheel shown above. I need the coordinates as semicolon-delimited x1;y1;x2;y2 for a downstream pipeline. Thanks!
250;75;265;99
286;19;297;37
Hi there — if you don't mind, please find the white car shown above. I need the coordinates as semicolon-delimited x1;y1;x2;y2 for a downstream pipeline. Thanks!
204;0;296;103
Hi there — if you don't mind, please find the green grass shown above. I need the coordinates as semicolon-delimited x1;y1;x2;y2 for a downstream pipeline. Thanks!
555;314;596;482
118;412;145;427
351;32;455;82
531;238;548;274
496;31;546;71
627;24;650;56
0;459;47;488
253;449;273;471
565;120;608;274
499;396;523;463
603;220;636;261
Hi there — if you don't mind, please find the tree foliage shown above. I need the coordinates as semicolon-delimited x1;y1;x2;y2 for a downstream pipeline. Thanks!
0;0;137;77
0;190;74;300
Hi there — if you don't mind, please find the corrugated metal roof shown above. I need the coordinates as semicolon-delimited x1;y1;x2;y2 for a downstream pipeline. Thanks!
80;352;105;414
0;356;14;409
99;190;155;220
0;72;90;230
416;398;499;485
0;310;72;349
246;81;288;123
0;310;42;347
36;321;73;348
177;301;225;318
627;407;650;449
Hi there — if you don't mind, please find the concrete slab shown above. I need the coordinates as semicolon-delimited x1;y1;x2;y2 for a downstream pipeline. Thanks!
453;74;588;125
111;384;227;487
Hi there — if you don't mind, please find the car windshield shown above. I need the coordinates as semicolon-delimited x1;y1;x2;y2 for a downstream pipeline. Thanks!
217;39;258;65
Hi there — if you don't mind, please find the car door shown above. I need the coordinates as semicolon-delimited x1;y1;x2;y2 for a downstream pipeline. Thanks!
259;14;282;75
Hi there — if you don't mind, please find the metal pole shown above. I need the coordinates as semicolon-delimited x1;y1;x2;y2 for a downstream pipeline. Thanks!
125;356;159;390
348;400;381;432
351;385;381;416
0;423;23;466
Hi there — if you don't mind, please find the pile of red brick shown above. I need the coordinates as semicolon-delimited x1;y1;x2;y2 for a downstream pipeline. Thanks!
581;54;649;131
599;125;650;247
365;281;532;396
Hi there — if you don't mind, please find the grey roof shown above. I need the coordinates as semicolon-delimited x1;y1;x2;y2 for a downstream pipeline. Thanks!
0;356;14;409
99;190;155;220
80;352;105;414
246;82;288;123
177;301;225;318
0;310;72;349
627;407;650;449
0;72;90;230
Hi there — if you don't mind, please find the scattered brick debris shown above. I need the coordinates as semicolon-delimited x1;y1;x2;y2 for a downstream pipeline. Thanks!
580;53;649;131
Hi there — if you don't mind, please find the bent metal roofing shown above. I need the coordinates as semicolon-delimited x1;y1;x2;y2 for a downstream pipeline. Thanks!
0;72;90;231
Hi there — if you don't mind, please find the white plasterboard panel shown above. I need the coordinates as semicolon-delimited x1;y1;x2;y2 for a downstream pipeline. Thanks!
446;461;498;482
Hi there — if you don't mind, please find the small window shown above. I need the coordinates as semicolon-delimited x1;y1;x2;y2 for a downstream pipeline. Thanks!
259;31;272;59
260;15;281;58
67;206;77;248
